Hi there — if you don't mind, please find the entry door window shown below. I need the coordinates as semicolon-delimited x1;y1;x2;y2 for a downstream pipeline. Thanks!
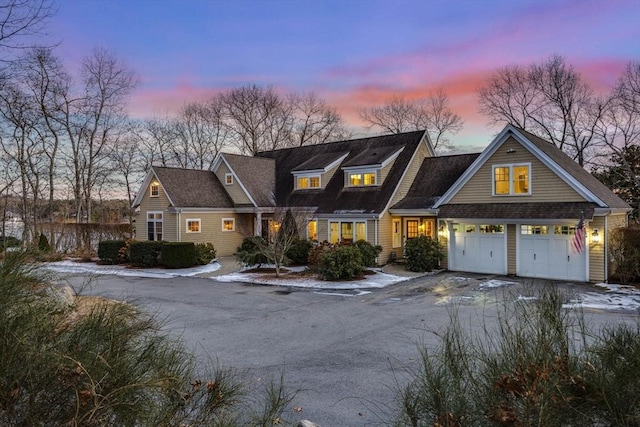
407;220;419;239
147;212;163;241
392;219;401;248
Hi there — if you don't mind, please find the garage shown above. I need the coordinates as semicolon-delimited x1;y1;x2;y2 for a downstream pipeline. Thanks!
449;223;506;275
518;225;586;281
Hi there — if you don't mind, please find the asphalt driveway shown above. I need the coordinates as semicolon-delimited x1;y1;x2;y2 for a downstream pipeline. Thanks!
59;271;639;426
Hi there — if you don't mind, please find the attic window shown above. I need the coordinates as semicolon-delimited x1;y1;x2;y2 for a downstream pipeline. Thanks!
225;173;233;185
348;171;377;187
150;182;159;197
493;163;530;196
296;175;321;190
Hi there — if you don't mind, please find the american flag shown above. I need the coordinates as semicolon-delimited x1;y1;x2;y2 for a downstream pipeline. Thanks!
572;216;585;254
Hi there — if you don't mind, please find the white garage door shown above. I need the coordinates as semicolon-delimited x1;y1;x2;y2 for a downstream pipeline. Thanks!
450;223;506;275
518;225;586;281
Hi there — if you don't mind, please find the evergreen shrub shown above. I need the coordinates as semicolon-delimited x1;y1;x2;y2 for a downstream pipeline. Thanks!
353;239;383;267
404;236;442;272
129;241;163;267
285;239;313;265
235;237;268;267
97;240;127;264
38;233;51;252
161;242;196;269
319;244;365;280
194;243;217;265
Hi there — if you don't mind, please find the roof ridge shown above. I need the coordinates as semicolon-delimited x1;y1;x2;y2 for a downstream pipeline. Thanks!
256;129;427;155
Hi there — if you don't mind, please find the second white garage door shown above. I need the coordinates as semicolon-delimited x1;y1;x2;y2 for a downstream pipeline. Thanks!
450;224;506;275
518;225;587;282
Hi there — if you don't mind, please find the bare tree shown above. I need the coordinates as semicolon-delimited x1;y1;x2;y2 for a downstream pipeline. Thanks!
108;123;144;223
359;89;463;152
136;116;179;168
0;0;55;56
290;91;351;146
58;47;138;223
479;55;602;166
222;84;292;155
593;62;640;216
175;97;229;169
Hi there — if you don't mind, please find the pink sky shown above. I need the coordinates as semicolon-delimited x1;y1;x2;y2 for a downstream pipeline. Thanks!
51;0;640;151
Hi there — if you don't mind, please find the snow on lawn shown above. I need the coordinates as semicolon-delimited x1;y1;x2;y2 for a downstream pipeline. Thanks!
212;268;411;290
43;260;221;279
563;282;640;312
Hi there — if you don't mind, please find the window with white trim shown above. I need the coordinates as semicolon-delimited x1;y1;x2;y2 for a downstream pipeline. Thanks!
493;163;530;196
347;171;377;187
147;212;163;241
186;219;201;233
150;182;160;197
296;175;321;189
307;220;318;240
225;173;233;185
222;218;235;232
329;220;367;243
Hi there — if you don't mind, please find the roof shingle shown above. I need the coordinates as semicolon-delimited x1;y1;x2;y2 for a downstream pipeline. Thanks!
153;167;234;208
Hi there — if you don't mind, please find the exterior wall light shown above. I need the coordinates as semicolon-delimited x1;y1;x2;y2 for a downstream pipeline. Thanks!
591;228;600;244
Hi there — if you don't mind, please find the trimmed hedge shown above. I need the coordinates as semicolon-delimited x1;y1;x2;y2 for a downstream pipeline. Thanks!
129;241;163;267
161;242;196;269
97;240;127;264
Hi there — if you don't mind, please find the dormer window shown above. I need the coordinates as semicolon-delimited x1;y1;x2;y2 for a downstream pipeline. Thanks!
296;175;321;190
225;173;233;185
348;170;377;187
150;182;160;197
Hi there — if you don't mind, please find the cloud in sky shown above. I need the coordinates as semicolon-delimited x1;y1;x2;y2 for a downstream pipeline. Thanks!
50;0;640;149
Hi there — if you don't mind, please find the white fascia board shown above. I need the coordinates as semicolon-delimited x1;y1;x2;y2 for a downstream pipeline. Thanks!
388;209;438;216
167;207;237;213
436;217;584;225
292;169;323;176
434;126;513;208
508;127;607;207
219;154;258;208
131;168;176;208
316;213;381;219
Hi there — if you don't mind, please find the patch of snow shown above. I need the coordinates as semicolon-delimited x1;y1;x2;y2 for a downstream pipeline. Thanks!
516;295;538;302
213;270;410;290
314;290;372;297
563;291;640;312
42;260;221;279
477;279;518;289
435;295;475;305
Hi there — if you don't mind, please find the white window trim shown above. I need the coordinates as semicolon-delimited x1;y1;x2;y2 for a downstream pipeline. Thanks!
306;219;318;240
150;182;160;197
147;211;163;241
222;218;235;232
346;170;378;187
224;173;233;185
492;163;531;196
328;220;368;243
295;173;321;190
186;218;201;233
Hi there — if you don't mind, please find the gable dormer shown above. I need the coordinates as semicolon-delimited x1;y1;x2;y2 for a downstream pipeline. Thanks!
291;152;349;190
341;146;404;187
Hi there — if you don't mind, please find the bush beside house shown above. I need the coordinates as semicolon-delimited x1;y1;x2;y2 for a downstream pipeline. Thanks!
161;242;197;269
194;243;217;265
97;240;127;264
404;236;442;272
285;239;314;265
128;241;163;267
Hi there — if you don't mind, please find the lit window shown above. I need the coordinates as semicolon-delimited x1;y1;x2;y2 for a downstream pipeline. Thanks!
329;220;367;243
480;224;504;233
363;172;376;185
225;174;233;185
493;164;530;196
348;171;377;187
186;219;201;233
355;222;366;241
150;182;160;197
298;177;309;189
222;218;235;232
494;167;509;195
521;225;548;235
307;220;318;240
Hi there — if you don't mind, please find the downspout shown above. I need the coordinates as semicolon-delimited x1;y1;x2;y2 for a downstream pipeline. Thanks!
374;215;379;265
177;209;182;242
604;215;609;283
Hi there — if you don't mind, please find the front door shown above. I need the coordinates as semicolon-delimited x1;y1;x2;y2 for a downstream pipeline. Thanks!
406;220;419;240
392;219;402;248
